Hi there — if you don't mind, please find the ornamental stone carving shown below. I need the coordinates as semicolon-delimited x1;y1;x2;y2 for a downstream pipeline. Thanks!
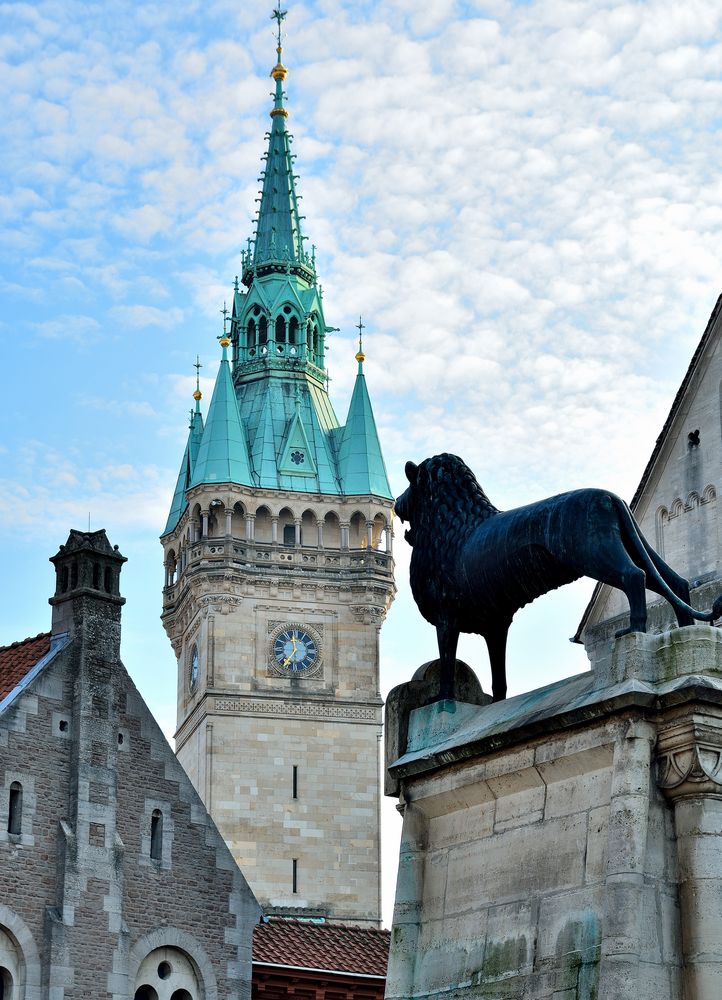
656;715;722;797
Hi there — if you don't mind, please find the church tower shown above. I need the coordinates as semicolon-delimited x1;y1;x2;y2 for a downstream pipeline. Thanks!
160;10;395;927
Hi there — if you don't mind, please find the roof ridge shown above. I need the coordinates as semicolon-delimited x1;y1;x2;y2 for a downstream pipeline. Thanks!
0;630;51;653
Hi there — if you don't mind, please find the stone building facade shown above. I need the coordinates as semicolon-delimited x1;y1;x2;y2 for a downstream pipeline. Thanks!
579;294;722;658
0;529;260;999
160;21;395;926
385;628;722;999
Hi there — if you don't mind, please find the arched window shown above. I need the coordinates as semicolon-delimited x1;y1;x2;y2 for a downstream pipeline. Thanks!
0;966;12;1000
247;318;257;356
104;567;113;593
92;562;101;589
259;316;268;350
134;988;159;1000
171;992;193;1000
150;810;163;860
289;316;298;346
275;315;286;345
7;783;22;836
71;560;78;589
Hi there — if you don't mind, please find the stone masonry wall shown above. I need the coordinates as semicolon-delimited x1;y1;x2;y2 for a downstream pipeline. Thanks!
387;713;682;999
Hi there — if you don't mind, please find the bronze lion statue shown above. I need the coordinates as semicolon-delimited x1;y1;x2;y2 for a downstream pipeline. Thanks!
394;453;722;702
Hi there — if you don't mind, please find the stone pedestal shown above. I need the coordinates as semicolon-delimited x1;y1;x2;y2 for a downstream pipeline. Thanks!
385;626;722;1000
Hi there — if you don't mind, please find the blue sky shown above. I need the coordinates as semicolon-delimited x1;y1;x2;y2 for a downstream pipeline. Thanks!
3;0;722;922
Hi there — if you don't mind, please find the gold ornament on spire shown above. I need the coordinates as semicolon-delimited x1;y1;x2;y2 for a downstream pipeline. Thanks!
355;316;366;363
193;355;203;400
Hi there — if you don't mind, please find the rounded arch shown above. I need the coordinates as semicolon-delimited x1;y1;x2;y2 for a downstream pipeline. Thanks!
349;511;367;549
301;508;318;547
687;490;701;508
255;505;272;544
231;501;246;539
0;905;42;1000
278;506;296;546
323;510;341;548
128;930;218;1000
207;500;225;539
703;484;717;503
671;498;685;518
372;512;387;549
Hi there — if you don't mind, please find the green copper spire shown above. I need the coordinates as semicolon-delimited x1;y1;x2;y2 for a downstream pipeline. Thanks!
163;360;205;535
190;337;253;488
252;7;305;269
337;326;393;499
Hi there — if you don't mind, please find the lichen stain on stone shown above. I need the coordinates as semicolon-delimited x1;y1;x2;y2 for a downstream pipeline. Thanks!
478;936;527;980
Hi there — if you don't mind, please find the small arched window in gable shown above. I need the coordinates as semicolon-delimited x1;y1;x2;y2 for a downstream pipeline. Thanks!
104;566;113;593
134;988;159;1000
247;318;257;355
150;809;163;860
259;316;268;348
71;561;79;589
8;782;22;836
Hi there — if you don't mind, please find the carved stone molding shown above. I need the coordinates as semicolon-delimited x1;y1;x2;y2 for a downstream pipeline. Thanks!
350;605;386;624
211;697;379;723
656;715;722;797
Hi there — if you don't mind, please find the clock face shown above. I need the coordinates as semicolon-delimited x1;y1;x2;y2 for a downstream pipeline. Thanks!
273;627;319;673
189;644;199;692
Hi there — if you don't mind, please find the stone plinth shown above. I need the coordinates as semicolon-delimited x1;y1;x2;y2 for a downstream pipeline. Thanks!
385;626;722;1000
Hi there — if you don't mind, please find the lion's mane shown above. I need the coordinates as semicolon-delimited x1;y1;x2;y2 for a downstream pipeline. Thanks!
408;454;499;615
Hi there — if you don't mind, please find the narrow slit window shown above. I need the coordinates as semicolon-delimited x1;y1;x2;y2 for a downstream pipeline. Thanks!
8;782;22;835
292;765;298;800
292;858;298;894
150;809;163;860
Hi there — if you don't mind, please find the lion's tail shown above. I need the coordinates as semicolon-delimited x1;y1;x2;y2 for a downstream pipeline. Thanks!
614;497;722;624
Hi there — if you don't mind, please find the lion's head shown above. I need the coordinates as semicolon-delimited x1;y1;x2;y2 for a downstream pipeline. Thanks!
395;454;499;558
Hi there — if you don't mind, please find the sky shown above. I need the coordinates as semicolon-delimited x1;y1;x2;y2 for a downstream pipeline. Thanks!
3;0;722;926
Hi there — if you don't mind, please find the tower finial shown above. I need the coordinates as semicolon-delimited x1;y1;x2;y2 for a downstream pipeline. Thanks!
193;355;203;406
355;316;366;365
219;303;231;355
270;6;289;116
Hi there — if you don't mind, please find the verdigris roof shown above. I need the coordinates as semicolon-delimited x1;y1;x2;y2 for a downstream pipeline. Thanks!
336;359;392;499
164;404;204;535
190;344;252;488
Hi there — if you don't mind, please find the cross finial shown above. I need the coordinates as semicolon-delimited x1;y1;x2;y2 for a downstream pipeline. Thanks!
272;6;287;49
220;302;230;335
355;316;366;363
193;354;203;403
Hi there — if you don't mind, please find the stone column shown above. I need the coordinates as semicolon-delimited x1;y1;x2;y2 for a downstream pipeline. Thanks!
657;714;722;999
366;521;374;548
340;523;349;550
317;521;324;549
201;511;209;538
385;800;428;1000
597;719;656;998
295;518;302;546
225;508;233;536
246;514;255;541
271;517;278;544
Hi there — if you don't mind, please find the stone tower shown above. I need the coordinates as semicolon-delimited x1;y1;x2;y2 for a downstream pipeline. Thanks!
160;14;395;927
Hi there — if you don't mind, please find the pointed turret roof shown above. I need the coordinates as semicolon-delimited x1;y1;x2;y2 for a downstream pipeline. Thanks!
163;381;205;536
190;339;252;488
337;337;392;499
253;18;304;268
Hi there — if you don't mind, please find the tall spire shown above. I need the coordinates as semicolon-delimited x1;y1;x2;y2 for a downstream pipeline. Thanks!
162;359;206;535
251;7;306;270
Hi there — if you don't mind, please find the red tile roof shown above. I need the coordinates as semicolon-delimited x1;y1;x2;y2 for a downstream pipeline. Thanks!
0;632;51;701
253;918;390;977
